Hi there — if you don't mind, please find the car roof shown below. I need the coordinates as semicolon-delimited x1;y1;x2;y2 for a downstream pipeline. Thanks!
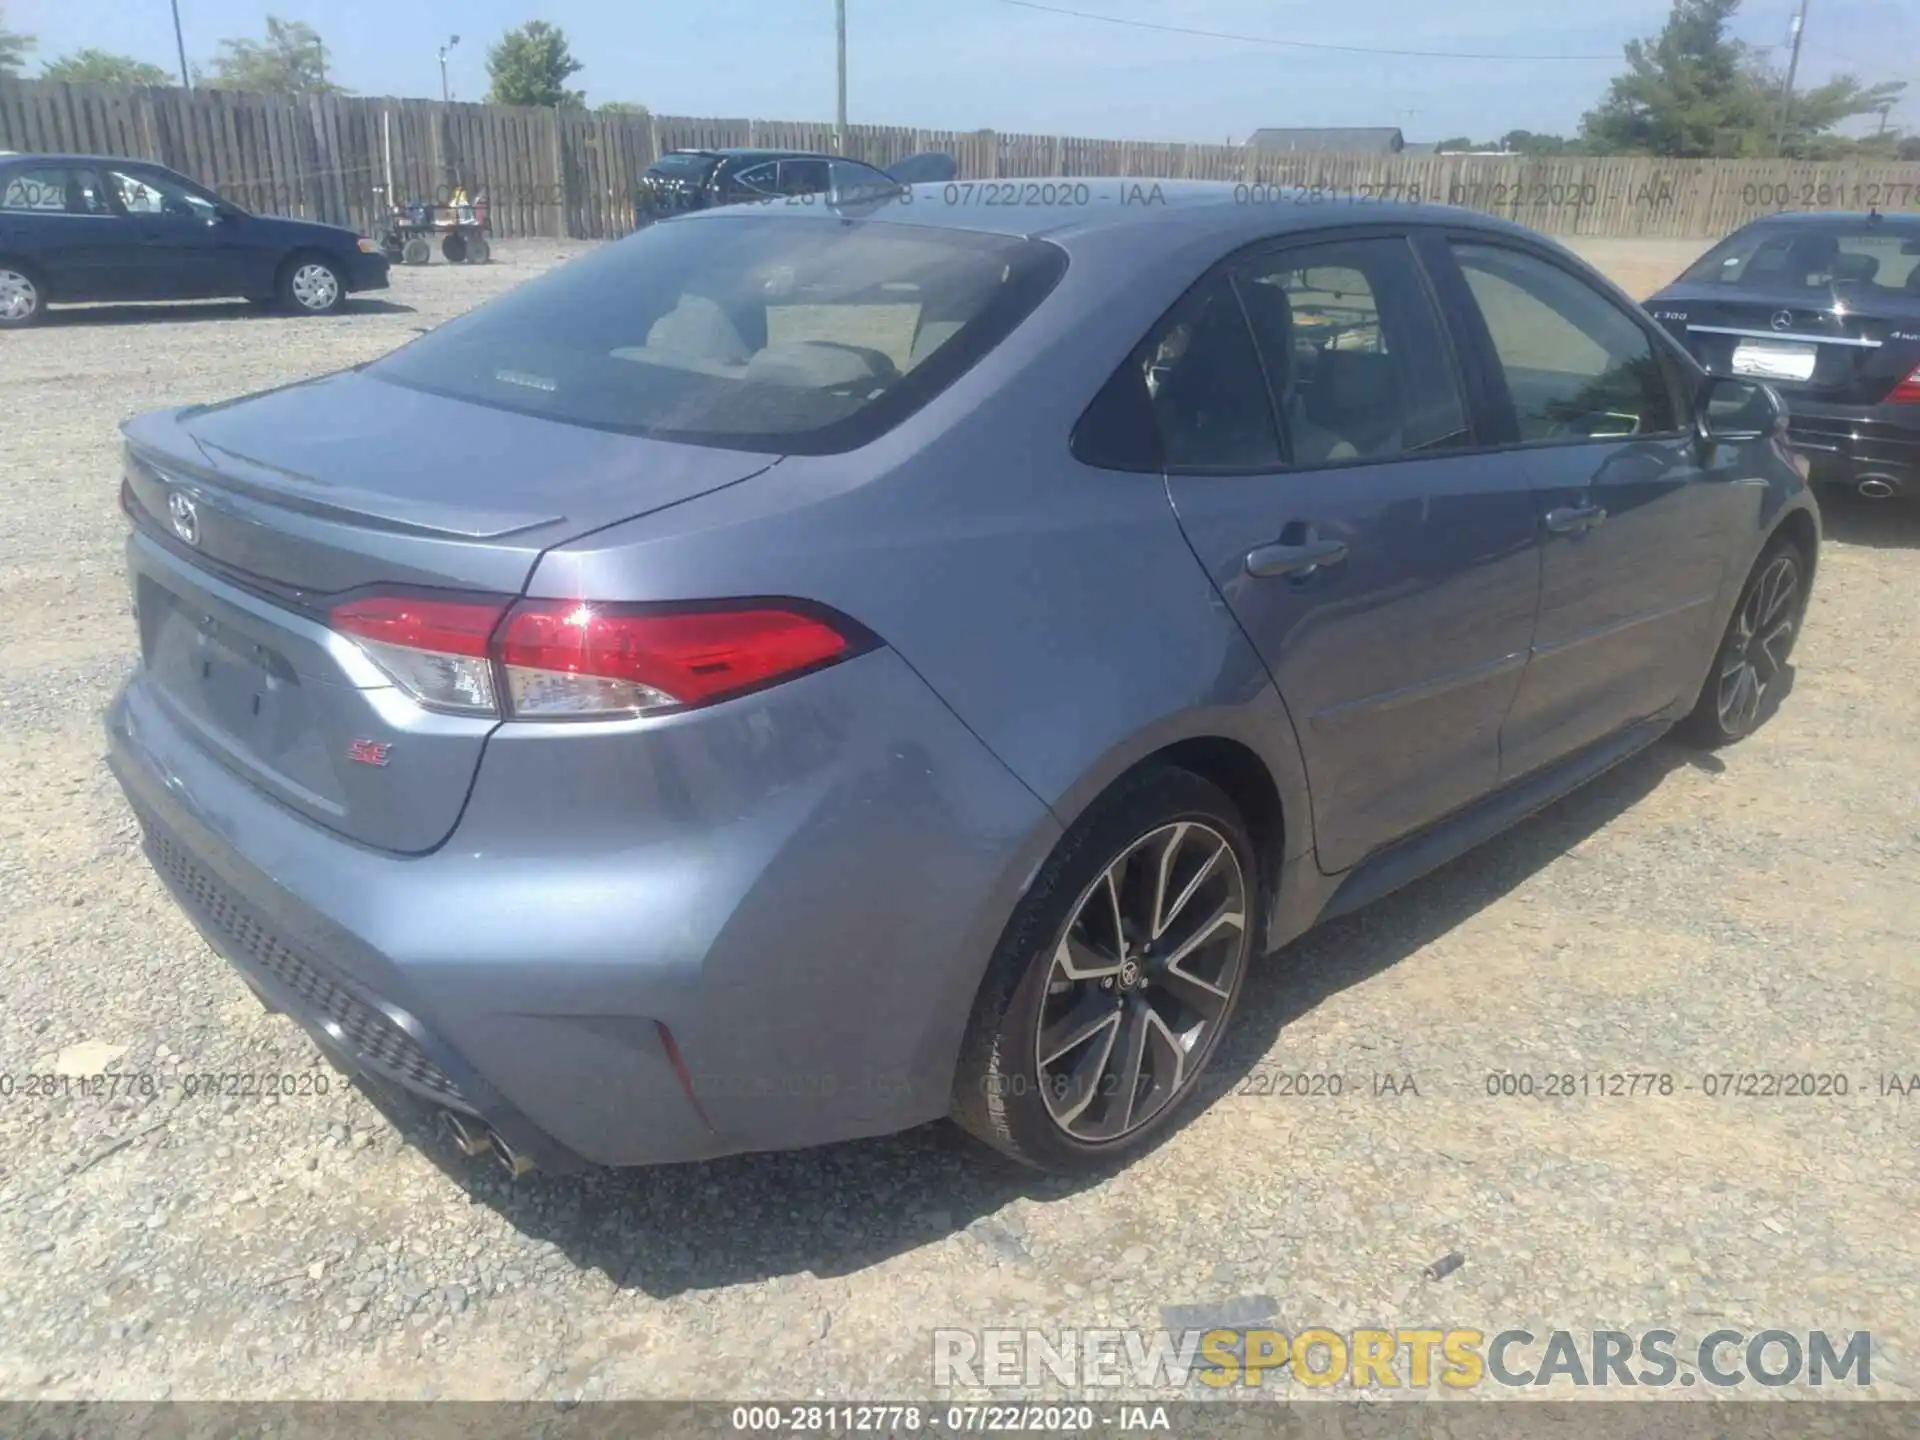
670;177;1548;250
662;148;839;161
0;152;171;168
1738;209;1920;229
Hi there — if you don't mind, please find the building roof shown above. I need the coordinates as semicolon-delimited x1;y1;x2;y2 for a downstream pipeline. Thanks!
1246;127;1406;154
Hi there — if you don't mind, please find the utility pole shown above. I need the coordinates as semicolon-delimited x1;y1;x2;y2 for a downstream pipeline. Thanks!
169;0;191;89
439;35;460;104
1773;0;1810;157
834;0;848;153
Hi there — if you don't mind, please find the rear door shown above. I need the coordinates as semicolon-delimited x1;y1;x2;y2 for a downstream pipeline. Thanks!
101;163;239;298
1437;236;1751;781
0;162;131;300
1157;231;1542;873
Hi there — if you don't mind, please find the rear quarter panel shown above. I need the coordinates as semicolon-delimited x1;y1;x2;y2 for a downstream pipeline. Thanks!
526;217;1317;925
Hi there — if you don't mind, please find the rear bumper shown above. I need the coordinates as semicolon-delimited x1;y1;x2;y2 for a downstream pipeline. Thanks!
106;647;1058;1170
1784;404;1920;494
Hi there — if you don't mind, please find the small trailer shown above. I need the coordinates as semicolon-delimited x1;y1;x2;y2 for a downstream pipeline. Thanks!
377;194;492;266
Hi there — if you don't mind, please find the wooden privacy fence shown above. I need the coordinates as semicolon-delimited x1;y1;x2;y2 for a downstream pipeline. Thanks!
4;78;1919;242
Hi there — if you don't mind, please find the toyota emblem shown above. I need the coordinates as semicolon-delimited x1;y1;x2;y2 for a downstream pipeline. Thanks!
1770;309;1795;332
167;491;199;546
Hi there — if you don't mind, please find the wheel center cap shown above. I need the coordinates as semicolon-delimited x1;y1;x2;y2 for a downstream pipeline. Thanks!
1118;958;1144;990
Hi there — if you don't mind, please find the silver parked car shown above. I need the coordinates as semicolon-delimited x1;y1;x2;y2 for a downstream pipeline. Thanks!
108;183;1819;1177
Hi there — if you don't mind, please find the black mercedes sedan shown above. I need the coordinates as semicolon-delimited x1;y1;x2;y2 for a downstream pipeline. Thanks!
634;147;955;220
1646;210;1920;500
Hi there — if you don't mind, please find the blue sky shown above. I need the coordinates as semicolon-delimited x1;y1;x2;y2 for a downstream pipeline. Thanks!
6;0;1912;142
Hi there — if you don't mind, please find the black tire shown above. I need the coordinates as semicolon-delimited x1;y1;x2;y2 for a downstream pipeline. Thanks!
1675;536;1808;748
0;261;46;329
952;767;1258;1174
441;232;468;264
276;253;348;315
465;234;490;264
402;237;432;266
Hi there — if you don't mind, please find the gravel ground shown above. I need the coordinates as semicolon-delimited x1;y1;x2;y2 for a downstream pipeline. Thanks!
1;238;1917;1404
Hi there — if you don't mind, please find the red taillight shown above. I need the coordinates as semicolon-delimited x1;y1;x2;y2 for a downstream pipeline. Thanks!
329;592;864;720
331;594;504;656
1888;364;1920;405
497;601;856;716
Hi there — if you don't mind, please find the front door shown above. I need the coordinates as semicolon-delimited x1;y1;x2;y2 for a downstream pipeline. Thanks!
1438;238;1753;780
1157;232;1543;873
102;165;234;300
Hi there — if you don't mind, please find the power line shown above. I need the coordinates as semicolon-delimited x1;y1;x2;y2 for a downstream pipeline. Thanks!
989;0;1623;62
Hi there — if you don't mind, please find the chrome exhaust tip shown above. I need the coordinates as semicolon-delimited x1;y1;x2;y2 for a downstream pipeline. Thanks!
441;1110;491;1158
1857;475;1899;499
487;1128;535;1177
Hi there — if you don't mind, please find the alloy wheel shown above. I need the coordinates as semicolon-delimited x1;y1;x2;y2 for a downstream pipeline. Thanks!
1717;552;1800;735
290;263;340;312
1034;820;1247;1143
0;269;38;322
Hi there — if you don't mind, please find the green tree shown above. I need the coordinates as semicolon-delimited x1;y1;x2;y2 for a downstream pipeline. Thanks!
596;100;648;115
1765;75;1907;159
206;16;340;93
42;49;173;85
1499;128;1578;155
486;21;584;108
0;4;34;78
1901;136;1920;162
1578;0;1769;157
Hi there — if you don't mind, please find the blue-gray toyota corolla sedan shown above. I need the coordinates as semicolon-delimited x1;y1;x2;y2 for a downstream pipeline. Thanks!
106;182;1820;1177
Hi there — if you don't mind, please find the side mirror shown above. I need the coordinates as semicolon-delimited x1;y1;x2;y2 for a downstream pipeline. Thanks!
1697;375;1786;444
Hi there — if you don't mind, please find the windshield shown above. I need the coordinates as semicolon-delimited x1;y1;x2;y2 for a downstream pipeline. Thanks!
1679;222;1920;295
369;213;1065;453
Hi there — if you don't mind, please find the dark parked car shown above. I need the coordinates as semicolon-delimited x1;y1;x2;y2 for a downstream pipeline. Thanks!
1646;209;1920;500
0;153;389;327
635;146;955;219
107;184;1818;1179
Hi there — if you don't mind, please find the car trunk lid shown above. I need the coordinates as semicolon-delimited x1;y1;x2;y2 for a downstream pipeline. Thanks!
1650;284;1920;405
121;369;779;853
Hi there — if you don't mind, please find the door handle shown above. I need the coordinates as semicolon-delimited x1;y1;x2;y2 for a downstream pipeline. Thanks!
1245;536;1349;579
1544;503;1607;535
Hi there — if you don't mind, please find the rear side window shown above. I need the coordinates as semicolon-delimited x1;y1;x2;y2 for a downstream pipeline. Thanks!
1;167;73;212
1681;223;1920;294
370;214;1066;454
1233;237;1470;464
1453;242;1679;443
1069;274;1284;473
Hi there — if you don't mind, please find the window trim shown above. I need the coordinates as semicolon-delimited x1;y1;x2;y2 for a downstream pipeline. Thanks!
1430;231;1695;453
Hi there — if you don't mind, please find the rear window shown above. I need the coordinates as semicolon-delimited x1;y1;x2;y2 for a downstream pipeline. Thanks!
645;153;720;179
1680;222;1920;294
369;213;1066;454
